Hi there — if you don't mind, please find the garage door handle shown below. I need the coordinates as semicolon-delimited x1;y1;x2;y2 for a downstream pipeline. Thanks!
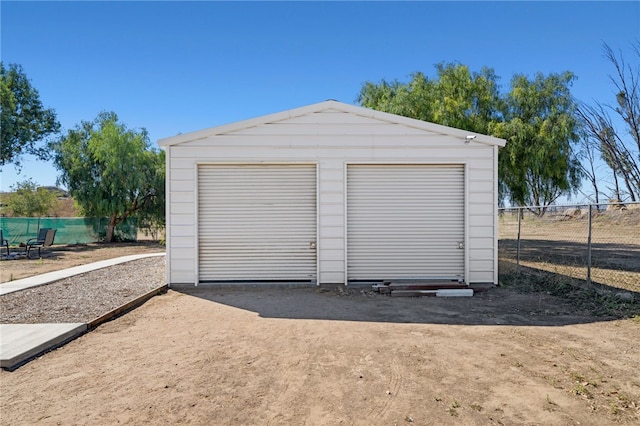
309;242;317;249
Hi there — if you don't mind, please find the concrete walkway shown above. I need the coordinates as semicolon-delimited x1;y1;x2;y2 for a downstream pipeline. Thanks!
0;253;166;370
0;253;165;296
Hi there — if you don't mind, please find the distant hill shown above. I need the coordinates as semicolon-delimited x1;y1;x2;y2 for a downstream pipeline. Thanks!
0;187;79;218
42;186;71;198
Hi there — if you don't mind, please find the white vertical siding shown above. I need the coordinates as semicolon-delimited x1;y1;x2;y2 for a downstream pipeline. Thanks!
164;146;171;285
317;163;345;283
165;109;499;285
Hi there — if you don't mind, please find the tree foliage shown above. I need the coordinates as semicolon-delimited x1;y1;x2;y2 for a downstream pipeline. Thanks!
357;64;582;214
0;63;60;167
7;179;59;217
358;63;503;134
491;72;582;214
51;112;165;242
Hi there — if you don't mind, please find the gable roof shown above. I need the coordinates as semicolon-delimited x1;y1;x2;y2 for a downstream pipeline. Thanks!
158;100;506;148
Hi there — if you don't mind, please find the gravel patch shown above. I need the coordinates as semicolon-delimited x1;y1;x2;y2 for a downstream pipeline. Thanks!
0;256;165;324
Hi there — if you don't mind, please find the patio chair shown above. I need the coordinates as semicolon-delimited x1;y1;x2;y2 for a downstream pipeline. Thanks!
0;230;9;256
26;228;56;258
25;227;50;248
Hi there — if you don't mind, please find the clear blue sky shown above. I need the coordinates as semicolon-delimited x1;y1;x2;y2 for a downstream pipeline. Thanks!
1;1;639;197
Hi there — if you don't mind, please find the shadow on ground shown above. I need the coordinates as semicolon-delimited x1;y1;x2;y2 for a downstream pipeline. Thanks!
176;280;634;327
53;241;165;254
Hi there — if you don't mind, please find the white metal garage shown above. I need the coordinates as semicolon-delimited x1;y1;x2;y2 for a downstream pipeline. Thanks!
158;100;506;287
198;164;317;282
347;164;465;281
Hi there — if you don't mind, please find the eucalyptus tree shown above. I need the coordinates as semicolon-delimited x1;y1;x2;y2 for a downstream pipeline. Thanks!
577;43;640;202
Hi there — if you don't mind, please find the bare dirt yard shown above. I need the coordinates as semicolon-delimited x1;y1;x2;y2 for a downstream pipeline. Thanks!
1;246;639;425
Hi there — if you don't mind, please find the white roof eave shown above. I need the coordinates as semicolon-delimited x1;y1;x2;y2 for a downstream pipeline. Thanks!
157;100;507;148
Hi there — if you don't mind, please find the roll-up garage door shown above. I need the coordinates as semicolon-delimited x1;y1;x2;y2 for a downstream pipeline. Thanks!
198;164;317;282
347;164;464;281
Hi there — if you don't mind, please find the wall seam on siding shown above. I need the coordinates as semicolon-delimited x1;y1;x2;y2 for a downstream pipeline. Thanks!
165;146;172;286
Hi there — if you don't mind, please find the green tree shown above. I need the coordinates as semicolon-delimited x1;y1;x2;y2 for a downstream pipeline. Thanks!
136;149;166;239
491;72;583;214
431;63;504;134
7;179;59;217
358;63;504;134
358;64;582;214
358;73;437;121
0;63;60;167
51;112;165;242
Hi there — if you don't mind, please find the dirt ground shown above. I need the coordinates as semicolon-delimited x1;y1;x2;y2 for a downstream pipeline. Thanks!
1;243;639;424
0;241;165;283
1;286;639;424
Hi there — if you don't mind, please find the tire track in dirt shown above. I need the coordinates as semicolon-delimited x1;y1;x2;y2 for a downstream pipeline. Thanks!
265;333;319;425
265;359;300;426
366;355;403;421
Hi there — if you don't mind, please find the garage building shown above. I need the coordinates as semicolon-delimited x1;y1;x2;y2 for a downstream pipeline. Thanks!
158;100;506;287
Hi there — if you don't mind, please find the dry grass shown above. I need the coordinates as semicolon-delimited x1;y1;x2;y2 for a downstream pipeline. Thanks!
498;260;640;319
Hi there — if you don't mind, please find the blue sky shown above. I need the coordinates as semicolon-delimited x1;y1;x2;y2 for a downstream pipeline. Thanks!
1;1;639;198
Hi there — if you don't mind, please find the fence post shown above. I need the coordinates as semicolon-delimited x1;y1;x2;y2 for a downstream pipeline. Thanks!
516;207;522;269
586;204;593;289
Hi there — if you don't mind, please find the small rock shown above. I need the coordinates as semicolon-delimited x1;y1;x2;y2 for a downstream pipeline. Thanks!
614;292;634;302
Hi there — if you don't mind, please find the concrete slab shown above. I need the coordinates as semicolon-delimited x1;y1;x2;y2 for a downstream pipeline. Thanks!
0;323;87;369
0;252;165;296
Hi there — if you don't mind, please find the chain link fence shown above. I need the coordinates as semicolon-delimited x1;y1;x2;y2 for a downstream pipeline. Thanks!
498;202;640;296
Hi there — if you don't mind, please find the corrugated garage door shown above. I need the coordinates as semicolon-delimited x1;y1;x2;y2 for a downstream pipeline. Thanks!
347;164;464;281
198;164;317;282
